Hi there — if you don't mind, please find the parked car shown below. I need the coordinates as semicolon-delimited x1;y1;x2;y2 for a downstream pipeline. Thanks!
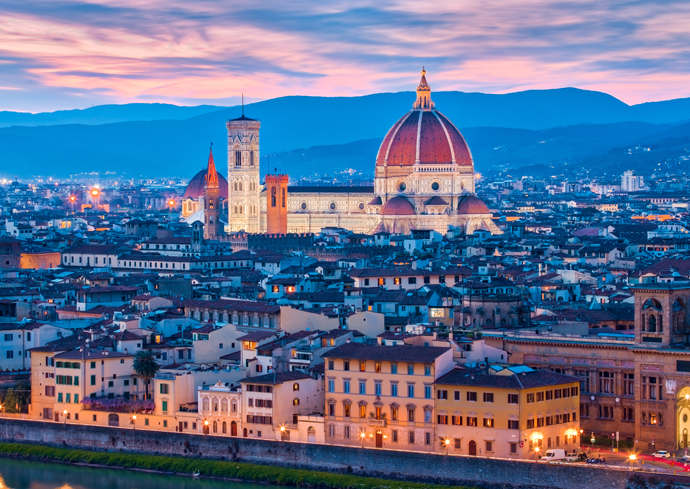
541;449;567;461
680;455;690;462
566;452;588;462
652;451;671;459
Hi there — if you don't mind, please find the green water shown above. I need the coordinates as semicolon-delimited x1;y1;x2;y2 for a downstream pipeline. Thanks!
0;457;281;489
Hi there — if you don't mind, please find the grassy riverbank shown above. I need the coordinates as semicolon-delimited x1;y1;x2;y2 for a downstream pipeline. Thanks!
0;442;478;489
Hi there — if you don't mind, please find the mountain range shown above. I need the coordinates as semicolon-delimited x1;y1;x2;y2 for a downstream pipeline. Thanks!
1;88;689;178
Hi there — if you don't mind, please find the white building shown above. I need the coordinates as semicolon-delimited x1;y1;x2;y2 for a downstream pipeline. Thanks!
621;170;646;192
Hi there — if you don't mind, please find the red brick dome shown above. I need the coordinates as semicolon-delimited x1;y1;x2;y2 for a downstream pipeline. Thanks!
457;195;490;215
375;70;473;169
381;196;416;216
376;110;473;168
184;169;228;200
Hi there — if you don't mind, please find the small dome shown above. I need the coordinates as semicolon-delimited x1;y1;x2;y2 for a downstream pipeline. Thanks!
184;170;228;200
457;195;490;215
381;196;416;216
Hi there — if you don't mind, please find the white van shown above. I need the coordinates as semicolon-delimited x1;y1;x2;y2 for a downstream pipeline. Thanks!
541;449;567;461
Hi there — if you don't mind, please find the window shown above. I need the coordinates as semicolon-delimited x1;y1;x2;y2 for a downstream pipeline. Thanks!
375;382;382;396
359;381;366;395
392;430;398;442
360;362;366;372
424;386;431;399
407;384;415;398
407;364;414;375
537;417;544;427
424;366;431;376
160;384;169;394
425;432;431;445
536;392;544;402
328;404;335;416
90;375;96;386
293;383;300;391
452;415;462;425
328;360;334;370
6;351;13;359
467;416;477;427
485;441;493;453
545;390;553;400
437;390;448;400
408;408;415;422
328;380;335;392
344;425;350;439
344;403;351;417
408;431;415;444
508;394;518;404
526;393;535;403
391;383;398;397
483;393;494;403
483;418;494;428
293;398;300;406
581;404;590;418
526;419;534;429
162;401;168;413
391;406;398;420
454;438;462;449
454;390;460;401
437;415;448;425
508;420;519;430
467;392;477;402
360;405;366;418
391;363;397;374
343;380;350;393
375;362;381;373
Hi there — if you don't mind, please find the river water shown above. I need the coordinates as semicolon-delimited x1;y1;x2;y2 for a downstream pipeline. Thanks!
0;457;281;489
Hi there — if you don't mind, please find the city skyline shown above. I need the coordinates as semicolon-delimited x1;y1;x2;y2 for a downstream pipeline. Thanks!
1;0;690;112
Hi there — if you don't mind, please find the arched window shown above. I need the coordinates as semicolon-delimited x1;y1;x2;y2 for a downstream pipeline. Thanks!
222;421;227;434
293;398;300;406
213;420;218;433
271;187;277;207
235;150;241;167
202;398;209;412
231;401;237;413
221;399;228;413
239;181;243;192
213;400;219;412
250;150;254;166
293;383;300;391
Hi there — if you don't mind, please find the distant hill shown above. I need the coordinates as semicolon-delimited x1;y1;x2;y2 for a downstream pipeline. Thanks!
0;103;223;128
2;87;690;178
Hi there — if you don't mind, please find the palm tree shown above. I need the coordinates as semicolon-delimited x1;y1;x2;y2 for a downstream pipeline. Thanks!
132;350;160;400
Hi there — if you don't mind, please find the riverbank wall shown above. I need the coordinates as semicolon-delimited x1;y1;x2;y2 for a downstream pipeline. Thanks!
0;418;680;489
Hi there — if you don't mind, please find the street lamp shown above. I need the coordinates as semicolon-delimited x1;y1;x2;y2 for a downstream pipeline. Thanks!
63;409;68;425
444;438;451;455
204;420;209;435
360;432;366;448
131;415;137;430
535;446;540;461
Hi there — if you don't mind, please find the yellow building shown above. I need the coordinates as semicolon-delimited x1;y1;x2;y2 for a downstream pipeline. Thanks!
323;342;455;451
434;365;581;459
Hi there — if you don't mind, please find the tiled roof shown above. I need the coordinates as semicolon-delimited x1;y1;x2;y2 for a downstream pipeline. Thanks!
323;342;449;363
434;367;581;390
239;371;311;385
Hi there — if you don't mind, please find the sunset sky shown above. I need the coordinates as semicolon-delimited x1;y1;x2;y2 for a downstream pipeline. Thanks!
1;0;690;112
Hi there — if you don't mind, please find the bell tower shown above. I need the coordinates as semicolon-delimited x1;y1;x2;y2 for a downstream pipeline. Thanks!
202;146;221;240
226;107;261;233
265;173;289;234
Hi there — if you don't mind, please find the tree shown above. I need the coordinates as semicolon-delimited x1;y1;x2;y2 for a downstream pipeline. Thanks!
2;389;19;413
132;350;160;400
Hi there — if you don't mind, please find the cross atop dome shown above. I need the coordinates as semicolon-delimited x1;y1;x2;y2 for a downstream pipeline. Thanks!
204;145;219;189
413;67;434;110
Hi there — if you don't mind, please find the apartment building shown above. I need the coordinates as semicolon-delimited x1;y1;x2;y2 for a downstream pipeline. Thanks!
323;342;454;451
239;371;323;441
0;322;72;370
434;366;581;458
29;348;139;423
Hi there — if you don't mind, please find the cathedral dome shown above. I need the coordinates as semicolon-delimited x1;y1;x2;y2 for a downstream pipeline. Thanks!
375;70;473;168
457;195;490;215
381;196;416;216
184;169;228;200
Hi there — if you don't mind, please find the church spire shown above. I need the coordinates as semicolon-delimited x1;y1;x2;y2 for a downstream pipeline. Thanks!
413;67;434;110
205;145;219;188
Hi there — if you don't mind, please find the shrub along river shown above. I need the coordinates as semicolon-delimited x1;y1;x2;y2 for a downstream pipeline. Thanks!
0;457;284;489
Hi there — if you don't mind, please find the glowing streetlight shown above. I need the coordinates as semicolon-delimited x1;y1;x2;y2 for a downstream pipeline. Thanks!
444;438;451;455
535;445;540;461
131;414;137;430
90;189;100;197
168;199;175;208
63;409;68;425
360;432;366;448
